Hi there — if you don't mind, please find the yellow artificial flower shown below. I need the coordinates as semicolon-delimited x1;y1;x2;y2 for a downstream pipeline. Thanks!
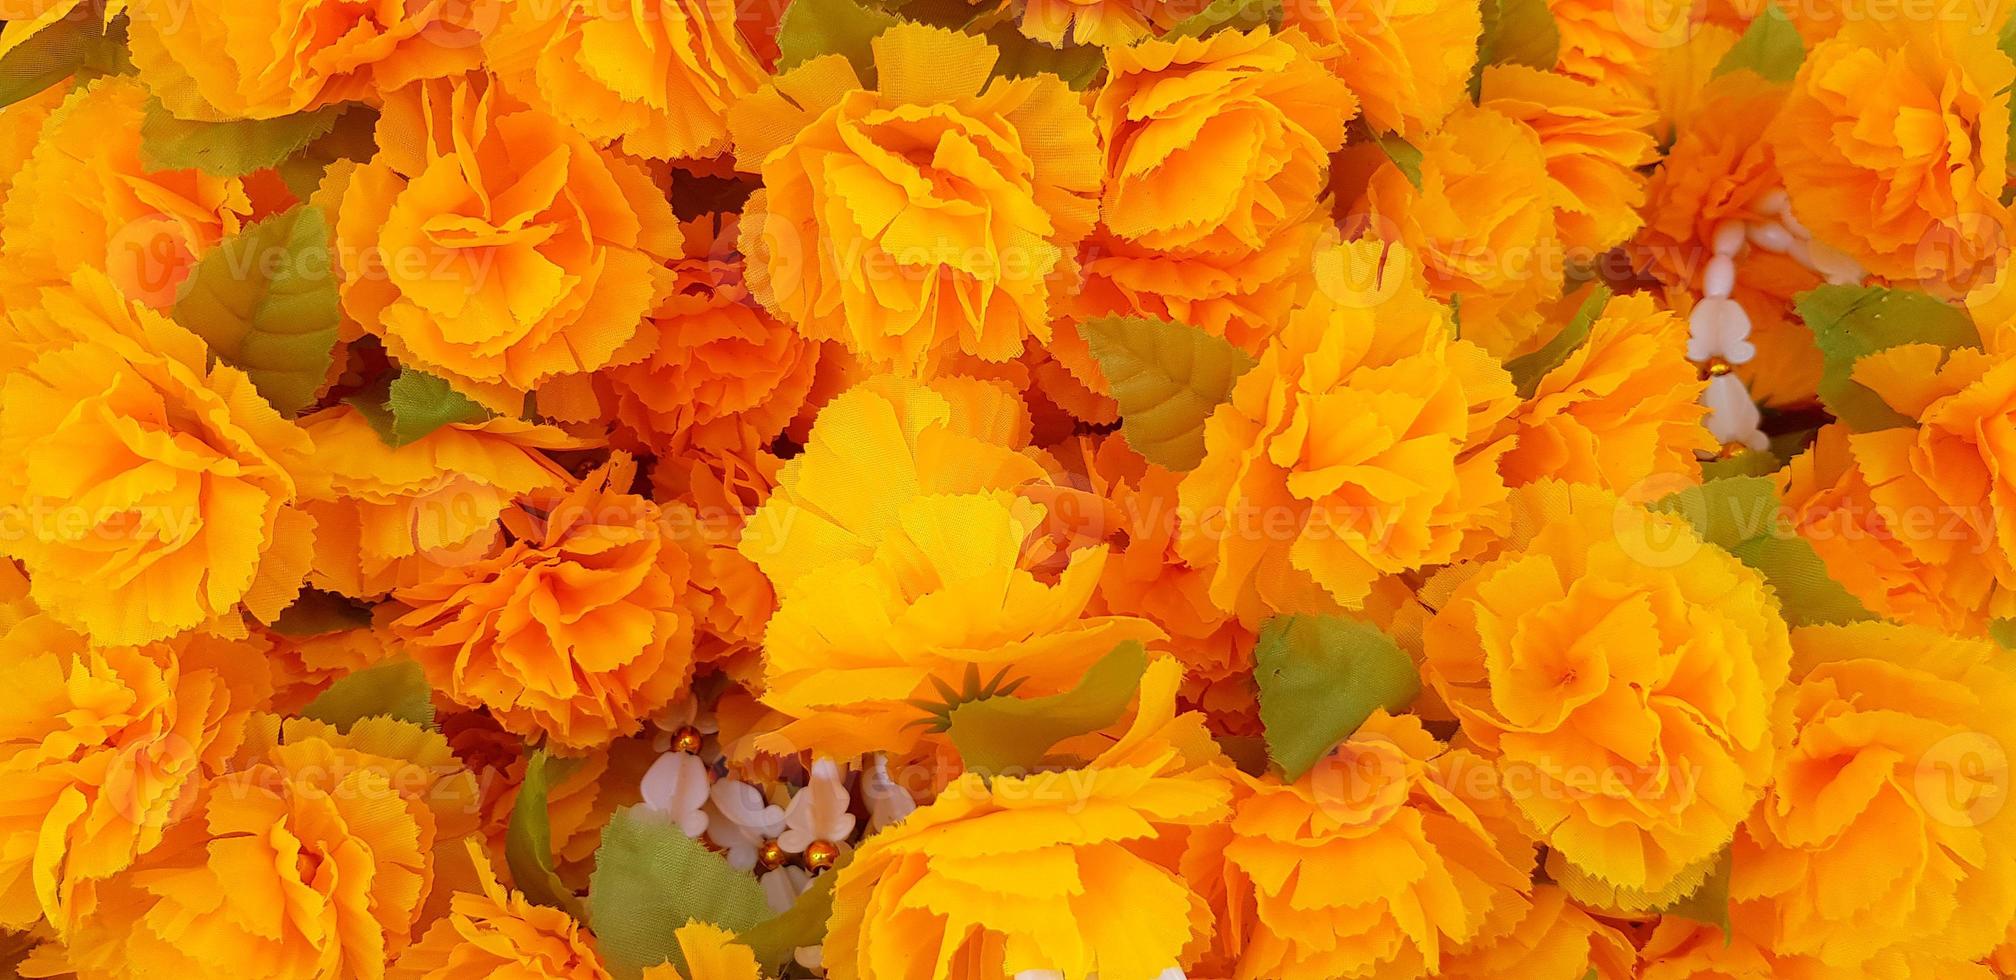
0;270;316;646
1480;65;1658;257
639;922;765;980
58;715;481;980
1283;0;1479;135
0;76;258;311
728;24;1101;371
1769;17;2016;294
1435;884;1636;980
1176;239;1518;623
1496;291;1714;495
486;0;767;160
389;453;695;752
298;405;593;599
1020;0;1198;45
1349;104;1564;356
823;658;1233;980
1420;481;1791;897
0;0;114;60
123;0;486;120
0;602;270;933
1733;622;2016;972
1094;26;1354;258
391;840;609;980
1191;712;1536;980
336;74;682;413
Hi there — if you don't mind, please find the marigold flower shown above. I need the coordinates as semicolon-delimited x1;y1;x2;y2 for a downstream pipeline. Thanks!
1177;239;1518;622
486;0;766;160
336;74;682;413
1283;0;1479;135
0;77;259;311
123;0;486;120
1195;712;1536;980
1095;26;1354;258
1496;291;1714;494
1436;884;1635;980
1349;105;1563;356
0;609;270;933
823;657;1233;980
600;216;825;456
1731;621;2016;972
1421;481;1791;896
1545;0;1687;92
1480;65;1657;256
1778;425;1978;633
1768;18;2016;293
391;841;608;980
1064;215;1325;355
1020;0;1197;45
639;922;764;980
1847;347;2016;625
651;434;784;676
0;271;317;646
388;453;697;751
728;24;1101;371
59;716;481;980
261;623;394;714
299;404;592;598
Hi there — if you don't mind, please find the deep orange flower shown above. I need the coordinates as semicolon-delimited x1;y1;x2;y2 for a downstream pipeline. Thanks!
1283;0;1479;135
391;841;609;980
336;74;682;413
389;453;696;751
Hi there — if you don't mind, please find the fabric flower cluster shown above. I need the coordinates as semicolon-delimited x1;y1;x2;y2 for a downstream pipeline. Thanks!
4;0;2016;978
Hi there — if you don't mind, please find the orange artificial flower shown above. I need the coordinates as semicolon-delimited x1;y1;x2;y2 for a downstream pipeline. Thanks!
0;606;270;933
1545;0;1689;92
299;404;593;598
824;658;1233;980
1283;0;1478;135
336;74;682;413
1094;27;1354;258
1020;0;1199;45
728;24;1101;371
1496;291;1714;495
391;840;609;980
1769;18;2016;294
1480;65;1658;257
600;216;825;456
650;434;785;675
1778;425;1979;633
1194;712;1536;980
58;716;481;980
486;0;767;160
0;77;260;311
1732;622;2016;974
1436;884;1636;980
388;453;697;751
0;271;317;646
1348;104;1564;356
1420;482;1791;898
123;0;487;120
1177;239;1518;623
260;623;395;714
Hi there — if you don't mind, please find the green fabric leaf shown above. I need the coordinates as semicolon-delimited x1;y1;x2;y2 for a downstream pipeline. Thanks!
741;852;850;971
275;105;380;200
0;12;127;111
1700;448;1784;480
1795;285;1981;433
141;99;344;177
1991;619;2016;650
1712;2;1803;83
1361;121;1425;190
774;0;901;80
1477;0;1560;73
381;368;491;447
301;659;436;732
1254;615;1421;781
1659;847;1734;936
1504;284;1612;396
508;750;588;920
1165;0;1282;37
269;588;373;637
588;806;773;980
945;641;1149;775
1653;477;1874;627
173;205;339;416
1076;315;1257;472
982;23;1105;90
